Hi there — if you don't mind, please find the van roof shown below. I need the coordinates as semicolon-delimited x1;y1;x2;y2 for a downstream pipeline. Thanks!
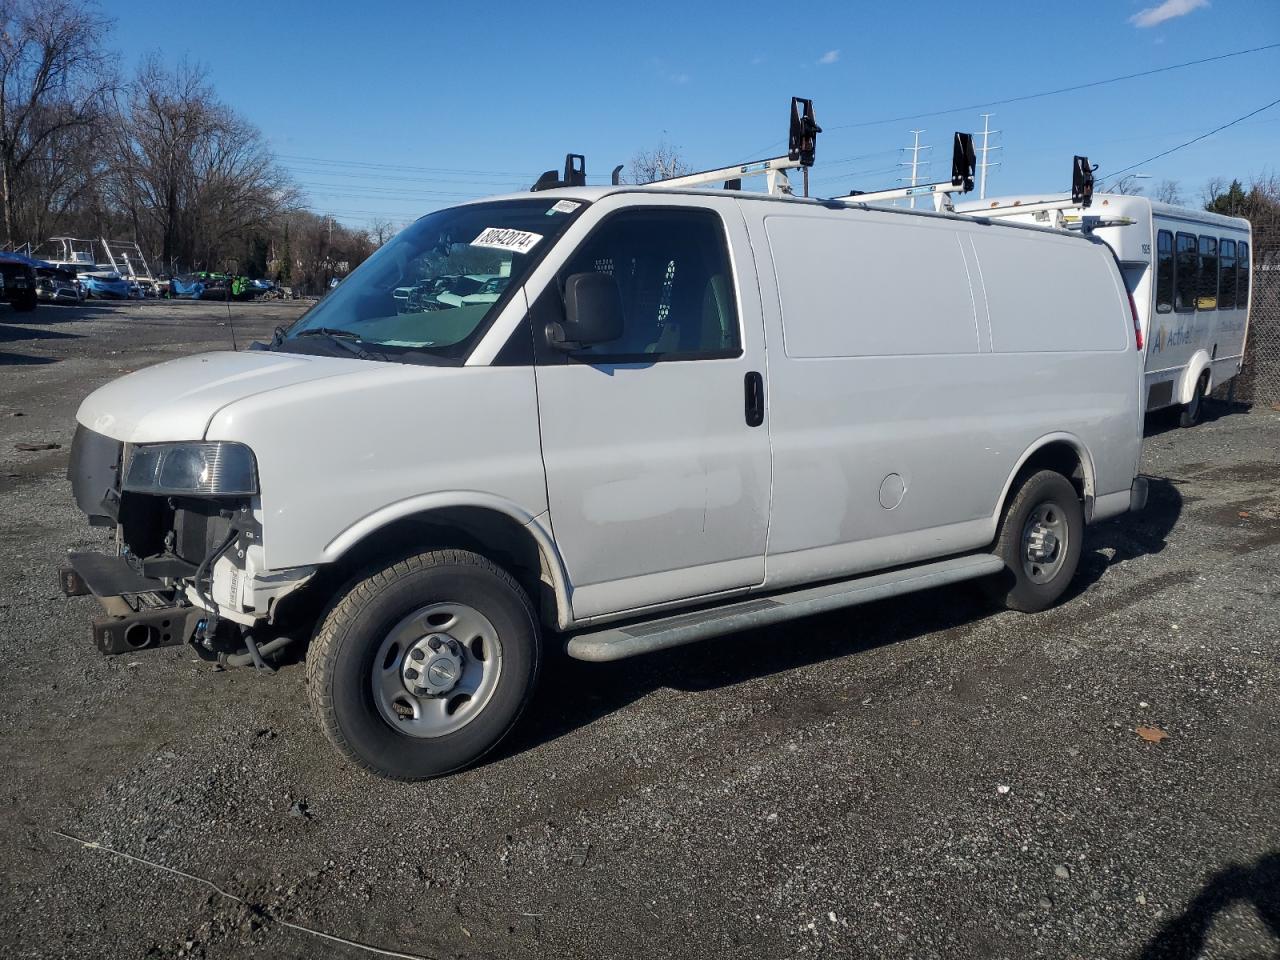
957;192;1251;230
459;185;1112;242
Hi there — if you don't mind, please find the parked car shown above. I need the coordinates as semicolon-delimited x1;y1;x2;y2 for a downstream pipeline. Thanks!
36;265;83;303
82;272;132;299
63;185;1146;780
0;254;38;312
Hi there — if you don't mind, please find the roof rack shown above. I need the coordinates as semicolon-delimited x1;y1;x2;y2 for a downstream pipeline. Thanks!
644;97;822;196
529;99;1121;228
960;157;1135;233
829;132;976;212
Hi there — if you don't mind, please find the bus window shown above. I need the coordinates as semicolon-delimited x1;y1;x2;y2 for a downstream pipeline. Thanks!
1155;230;1173;314
1218;239;1237;310
1197;236;1217;310
1175;232;1197;312
1238;241;1250;309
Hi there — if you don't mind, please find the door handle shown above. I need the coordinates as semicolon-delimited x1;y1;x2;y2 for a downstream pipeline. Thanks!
744;371;764;427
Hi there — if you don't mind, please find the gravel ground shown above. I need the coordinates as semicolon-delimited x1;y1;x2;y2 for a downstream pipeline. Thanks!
1;299;1278;960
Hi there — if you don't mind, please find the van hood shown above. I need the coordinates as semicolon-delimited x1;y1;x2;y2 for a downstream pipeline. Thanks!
76;350;367;443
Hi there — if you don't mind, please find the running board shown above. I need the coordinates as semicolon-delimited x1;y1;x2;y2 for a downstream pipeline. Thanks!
566;553;1005;662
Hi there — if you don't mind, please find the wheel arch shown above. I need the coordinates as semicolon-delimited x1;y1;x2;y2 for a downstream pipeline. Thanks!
1179;350;1213;405
995;434;1097;523
321;494;572;631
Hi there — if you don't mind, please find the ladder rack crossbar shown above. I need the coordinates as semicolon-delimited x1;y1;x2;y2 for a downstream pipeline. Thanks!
646;155;802;192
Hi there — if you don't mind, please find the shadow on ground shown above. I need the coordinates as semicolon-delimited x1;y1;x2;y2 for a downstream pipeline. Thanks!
498;477;1183;764
1137;851;1280;959
0;350;59;366
1144;398;1249;438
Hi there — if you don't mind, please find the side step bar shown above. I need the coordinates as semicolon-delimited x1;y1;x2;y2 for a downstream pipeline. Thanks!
566;553;1005;663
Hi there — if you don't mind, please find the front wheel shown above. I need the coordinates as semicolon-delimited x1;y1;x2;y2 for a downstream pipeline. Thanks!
982;470;1084;613
306;549;541;780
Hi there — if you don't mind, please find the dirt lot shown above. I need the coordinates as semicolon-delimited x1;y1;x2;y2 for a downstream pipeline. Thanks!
1;299;1278;960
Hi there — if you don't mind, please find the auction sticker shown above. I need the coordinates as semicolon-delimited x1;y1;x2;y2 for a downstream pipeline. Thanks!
547;199;581;215
471;227;542;255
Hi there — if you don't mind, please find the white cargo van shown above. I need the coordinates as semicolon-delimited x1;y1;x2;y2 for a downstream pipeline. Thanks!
957;193;1252;426
64;183;1146;779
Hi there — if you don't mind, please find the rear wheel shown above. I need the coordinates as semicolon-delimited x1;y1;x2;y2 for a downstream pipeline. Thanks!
11;291;36;312
307;549;541;780
1179;373;1207;427
983;470;1084;613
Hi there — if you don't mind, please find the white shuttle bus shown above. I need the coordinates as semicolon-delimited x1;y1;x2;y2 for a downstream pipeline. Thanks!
958;193;1252;426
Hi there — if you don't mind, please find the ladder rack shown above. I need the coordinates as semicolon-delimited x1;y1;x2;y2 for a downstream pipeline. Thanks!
531;98;1112;228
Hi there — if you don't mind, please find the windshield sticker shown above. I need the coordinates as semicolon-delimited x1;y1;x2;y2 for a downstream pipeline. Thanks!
471;227;542;255
547;200;581;215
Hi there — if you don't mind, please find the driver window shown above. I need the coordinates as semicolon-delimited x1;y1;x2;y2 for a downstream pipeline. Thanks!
560;208;741;360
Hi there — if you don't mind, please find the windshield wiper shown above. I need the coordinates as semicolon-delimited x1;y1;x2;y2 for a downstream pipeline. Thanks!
292;328;386;362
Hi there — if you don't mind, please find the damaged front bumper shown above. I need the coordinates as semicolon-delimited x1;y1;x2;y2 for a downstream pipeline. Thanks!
63;425;316;655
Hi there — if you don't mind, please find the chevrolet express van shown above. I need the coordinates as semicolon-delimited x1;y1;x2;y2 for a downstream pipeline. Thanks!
64;186;1147;779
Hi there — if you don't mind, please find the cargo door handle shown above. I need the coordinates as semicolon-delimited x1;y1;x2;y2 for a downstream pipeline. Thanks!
744;371;765;427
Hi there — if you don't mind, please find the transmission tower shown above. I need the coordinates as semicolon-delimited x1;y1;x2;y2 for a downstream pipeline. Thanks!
977;113;1002;200
899;130;932;209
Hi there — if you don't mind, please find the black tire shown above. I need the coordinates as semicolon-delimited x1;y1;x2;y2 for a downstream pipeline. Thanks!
11;292;36;313
982;470;1084;613
1179;373;1207;428
306;549;540;780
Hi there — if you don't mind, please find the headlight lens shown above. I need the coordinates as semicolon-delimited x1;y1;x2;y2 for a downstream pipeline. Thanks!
123;441;258;496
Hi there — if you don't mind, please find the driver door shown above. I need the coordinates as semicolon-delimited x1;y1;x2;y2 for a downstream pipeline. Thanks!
531;197;771;622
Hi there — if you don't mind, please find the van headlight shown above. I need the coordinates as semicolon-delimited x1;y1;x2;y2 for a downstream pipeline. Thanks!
123;441;258;496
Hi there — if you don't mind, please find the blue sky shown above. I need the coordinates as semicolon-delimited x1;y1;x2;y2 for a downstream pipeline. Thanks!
105;0;1279;226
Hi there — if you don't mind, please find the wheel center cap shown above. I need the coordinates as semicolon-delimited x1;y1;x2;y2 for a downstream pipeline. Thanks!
1027;526;1058;562
428;659;457;685
402;634;464;697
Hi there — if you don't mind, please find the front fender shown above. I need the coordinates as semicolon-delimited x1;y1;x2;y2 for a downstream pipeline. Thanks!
322;493;573;631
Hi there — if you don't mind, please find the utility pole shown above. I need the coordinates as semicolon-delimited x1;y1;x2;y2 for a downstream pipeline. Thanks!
977;113;1001;200
899;130;931;209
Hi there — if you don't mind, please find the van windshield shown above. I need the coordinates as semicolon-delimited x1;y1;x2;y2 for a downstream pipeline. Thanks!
280;198;584;363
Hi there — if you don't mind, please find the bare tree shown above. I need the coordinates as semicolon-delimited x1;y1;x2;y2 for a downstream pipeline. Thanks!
368;217;395;247
628;139;690;184
0;0;114;246
1153;179;1183;205
109;56;297;271
1108;175;1146;196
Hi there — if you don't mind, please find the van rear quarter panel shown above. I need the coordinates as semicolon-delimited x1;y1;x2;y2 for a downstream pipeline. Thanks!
750;203;1139;588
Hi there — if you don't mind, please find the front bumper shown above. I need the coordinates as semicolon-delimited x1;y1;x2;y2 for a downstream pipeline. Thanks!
66;426;317;642
60;552;200;654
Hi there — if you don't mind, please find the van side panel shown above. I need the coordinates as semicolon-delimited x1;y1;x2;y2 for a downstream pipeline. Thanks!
748;204;1140;591
767;217;980;357
970;231;1129;353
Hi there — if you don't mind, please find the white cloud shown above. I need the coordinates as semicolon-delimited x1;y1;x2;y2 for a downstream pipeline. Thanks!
1130;0;1209;28
817;49;840;65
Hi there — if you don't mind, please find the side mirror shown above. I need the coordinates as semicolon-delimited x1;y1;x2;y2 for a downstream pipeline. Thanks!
548;272;623;351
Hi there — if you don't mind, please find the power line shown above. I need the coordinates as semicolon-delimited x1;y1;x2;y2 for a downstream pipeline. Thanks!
1105;95;1280;180
276;153;533;178
827;42;1280;131
740;42;1280;156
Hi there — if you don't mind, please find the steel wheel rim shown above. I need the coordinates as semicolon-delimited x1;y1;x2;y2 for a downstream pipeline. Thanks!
371;601;503;739
1021;501;1069;585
